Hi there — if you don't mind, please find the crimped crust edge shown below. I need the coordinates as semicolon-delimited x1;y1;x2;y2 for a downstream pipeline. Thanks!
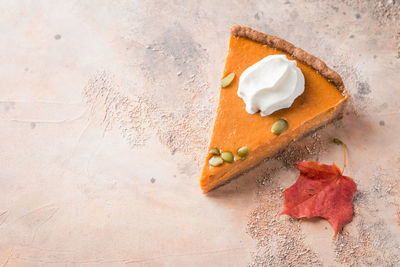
230;25;347;96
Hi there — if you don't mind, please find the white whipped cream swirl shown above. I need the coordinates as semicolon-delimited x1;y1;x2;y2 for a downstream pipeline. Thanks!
237;55;305;116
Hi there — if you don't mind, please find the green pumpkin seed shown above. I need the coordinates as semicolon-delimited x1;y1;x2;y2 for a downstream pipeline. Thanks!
237;146;249;158
209;156;223;167
221;151;234;163
209;147;220;155
271;119;288;135
221;72;235;88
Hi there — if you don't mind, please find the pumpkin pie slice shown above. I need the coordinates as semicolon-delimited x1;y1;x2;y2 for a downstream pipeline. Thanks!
200;26;349;193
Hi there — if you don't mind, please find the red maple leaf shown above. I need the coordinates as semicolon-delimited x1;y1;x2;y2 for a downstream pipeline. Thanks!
280;161;357;237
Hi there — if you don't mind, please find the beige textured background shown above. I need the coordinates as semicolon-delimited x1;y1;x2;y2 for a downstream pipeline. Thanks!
0;0;399;266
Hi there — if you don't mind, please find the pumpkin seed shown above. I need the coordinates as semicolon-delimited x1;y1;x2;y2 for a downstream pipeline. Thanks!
271;119;288;135
237;146;249;158
209;156;223;167
221;72;235;88
221;151;234;163
209;147;220;155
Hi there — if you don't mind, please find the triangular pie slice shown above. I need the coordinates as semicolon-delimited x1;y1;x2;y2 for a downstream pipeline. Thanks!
201;26;349;193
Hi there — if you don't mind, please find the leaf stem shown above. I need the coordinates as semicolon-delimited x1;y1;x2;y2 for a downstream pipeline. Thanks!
333;138;346;174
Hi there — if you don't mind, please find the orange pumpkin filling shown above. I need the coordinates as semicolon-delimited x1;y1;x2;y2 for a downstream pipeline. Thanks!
201;31;347;193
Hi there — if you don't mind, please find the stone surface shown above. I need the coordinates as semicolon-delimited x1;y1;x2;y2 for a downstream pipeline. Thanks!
0;0;399;266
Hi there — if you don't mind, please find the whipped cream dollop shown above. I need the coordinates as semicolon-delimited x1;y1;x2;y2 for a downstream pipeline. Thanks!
237;55;305;116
